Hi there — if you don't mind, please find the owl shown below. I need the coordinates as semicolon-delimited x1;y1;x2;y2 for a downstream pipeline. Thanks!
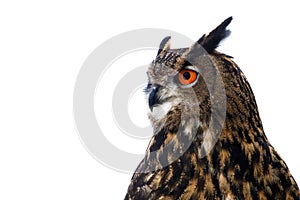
124;17;300;199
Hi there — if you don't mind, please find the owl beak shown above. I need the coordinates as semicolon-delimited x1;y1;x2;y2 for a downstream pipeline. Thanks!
148;85;160;111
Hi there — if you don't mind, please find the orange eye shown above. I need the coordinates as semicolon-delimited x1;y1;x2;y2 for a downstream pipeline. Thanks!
178;69;198;85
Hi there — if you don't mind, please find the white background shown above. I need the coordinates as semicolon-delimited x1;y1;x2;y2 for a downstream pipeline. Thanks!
1;1;300;199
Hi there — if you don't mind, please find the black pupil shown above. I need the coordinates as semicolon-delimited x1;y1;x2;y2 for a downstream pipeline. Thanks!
183;72;191;80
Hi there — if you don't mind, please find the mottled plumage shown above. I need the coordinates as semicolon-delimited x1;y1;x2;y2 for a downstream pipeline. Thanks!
125;17;300;200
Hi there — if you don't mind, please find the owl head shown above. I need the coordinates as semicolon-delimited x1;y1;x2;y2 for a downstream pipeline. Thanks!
145;17;235;133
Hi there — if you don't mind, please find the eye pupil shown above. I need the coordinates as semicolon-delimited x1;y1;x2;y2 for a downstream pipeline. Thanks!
183;72;191;80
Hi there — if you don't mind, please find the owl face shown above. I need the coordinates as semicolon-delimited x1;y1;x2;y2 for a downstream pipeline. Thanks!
146;53;201;125
146;56;201;121
145;43;215;129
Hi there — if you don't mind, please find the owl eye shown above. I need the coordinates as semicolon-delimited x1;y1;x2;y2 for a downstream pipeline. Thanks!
177;69;198;86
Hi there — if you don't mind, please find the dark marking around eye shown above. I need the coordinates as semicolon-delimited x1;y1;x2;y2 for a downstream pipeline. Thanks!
182;60;193;68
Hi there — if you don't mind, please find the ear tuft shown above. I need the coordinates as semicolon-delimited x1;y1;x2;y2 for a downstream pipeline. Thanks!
198;17;232;53
157;36;171;56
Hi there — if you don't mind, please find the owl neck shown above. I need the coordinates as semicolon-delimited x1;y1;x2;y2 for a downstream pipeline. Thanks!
219;55;268;145
143;104;203;171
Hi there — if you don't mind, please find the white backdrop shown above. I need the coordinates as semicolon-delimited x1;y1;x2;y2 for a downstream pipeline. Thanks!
1;1;299;199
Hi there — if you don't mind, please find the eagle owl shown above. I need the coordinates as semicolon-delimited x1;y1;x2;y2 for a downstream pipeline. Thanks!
124;17;300;199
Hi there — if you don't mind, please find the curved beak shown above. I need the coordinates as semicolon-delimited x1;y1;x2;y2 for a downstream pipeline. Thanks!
148;85;160;111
